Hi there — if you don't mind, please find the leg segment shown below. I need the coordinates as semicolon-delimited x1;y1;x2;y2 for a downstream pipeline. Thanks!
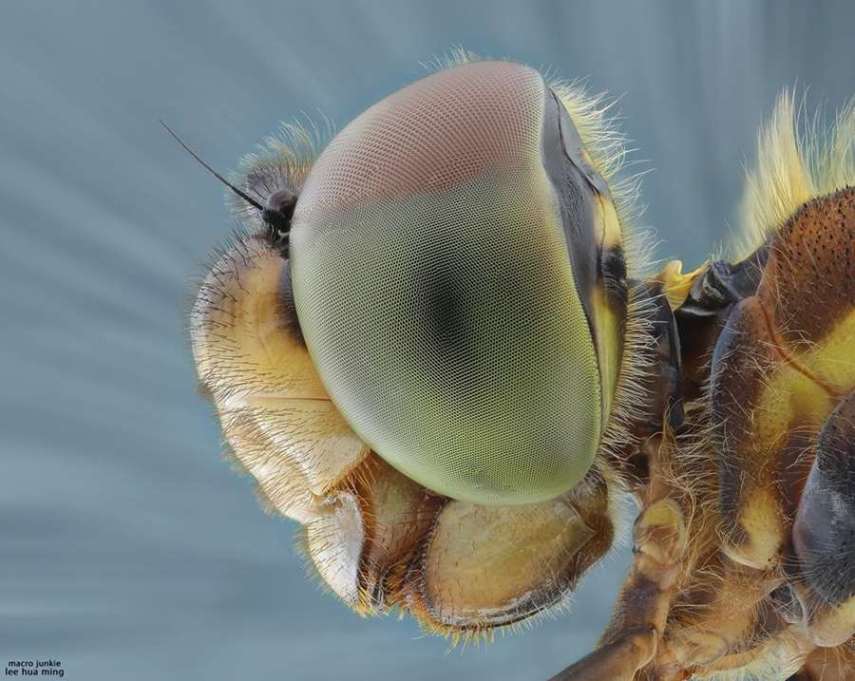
549;436;689;681
549;628;658;681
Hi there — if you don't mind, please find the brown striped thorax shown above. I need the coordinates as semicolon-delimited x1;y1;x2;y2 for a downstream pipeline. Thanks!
187;55;855;679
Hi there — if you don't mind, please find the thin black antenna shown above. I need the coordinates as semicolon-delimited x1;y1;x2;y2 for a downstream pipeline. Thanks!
160;120;264;212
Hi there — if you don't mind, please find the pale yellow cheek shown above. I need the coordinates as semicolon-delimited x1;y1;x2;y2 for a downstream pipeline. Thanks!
191;238;368;519
219;397;368;509
298;457;441;615
216;404;317;523
241;396;368;495
191;241;328;401
414;495;597;627
594;192;623;253
305;490;364;605
353;460;438;612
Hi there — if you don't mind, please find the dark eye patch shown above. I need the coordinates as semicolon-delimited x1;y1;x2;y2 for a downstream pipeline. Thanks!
601;245;628;309
539;89;603;364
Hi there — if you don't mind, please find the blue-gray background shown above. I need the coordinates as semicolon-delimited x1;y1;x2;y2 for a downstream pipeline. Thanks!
1;2;852;680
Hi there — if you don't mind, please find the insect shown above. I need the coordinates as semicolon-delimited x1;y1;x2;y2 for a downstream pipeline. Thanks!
185;54;855;680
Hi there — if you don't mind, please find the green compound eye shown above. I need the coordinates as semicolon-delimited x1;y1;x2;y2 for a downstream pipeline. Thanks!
290;60;620;505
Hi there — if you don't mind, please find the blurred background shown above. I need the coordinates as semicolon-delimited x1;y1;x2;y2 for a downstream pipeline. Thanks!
1;2;852;679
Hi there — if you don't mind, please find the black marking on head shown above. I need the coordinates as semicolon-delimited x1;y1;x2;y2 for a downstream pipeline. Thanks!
262;188;298;254
540;87;607;410
601;245;628;310
540;89;599;333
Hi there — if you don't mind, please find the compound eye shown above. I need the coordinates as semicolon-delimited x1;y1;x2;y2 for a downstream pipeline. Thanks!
289;61;615;505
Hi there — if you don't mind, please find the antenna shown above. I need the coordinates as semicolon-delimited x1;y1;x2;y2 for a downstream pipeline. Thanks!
160;120;264;212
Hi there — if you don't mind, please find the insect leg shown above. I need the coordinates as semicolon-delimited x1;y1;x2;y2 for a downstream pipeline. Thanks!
550;435;688;680
548;628;658;681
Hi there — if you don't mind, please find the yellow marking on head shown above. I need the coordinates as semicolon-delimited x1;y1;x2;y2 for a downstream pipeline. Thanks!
191;244;328;401
657;259;708;310
593;191;624;253
590;285;620;421
583;192;628;421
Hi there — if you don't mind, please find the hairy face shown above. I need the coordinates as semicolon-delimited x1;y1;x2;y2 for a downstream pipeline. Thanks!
190;57;632;631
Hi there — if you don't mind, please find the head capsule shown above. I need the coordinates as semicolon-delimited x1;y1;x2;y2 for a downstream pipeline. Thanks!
289;60;629;505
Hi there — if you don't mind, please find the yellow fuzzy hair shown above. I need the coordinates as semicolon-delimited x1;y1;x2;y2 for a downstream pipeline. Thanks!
550;79;655;280
734;92;855;260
